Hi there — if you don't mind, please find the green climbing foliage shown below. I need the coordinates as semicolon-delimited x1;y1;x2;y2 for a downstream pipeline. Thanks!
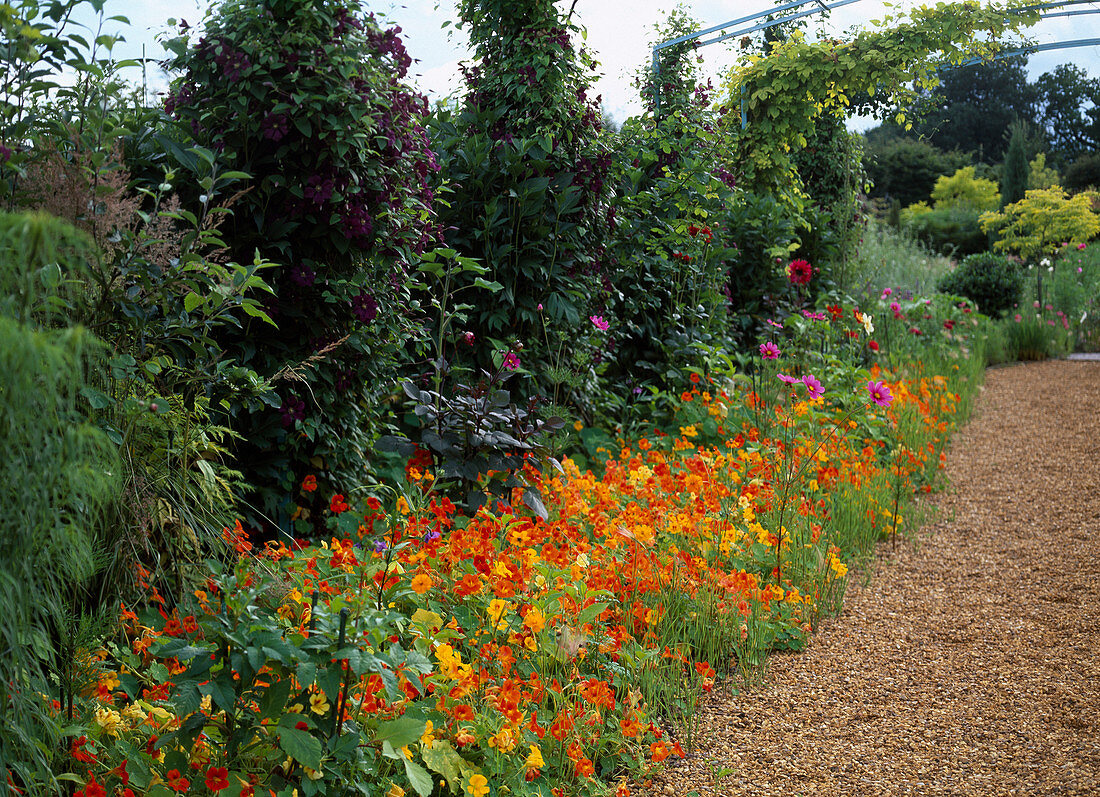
722;0;1042;211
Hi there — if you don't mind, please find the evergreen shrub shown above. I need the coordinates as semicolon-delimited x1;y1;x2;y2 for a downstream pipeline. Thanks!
937;251;1023;317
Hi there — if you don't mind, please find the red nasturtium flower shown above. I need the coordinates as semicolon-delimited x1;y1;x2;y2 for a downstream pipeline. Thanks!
329;493;349;514
205;766;230;792
165;769;190;792
74;773;106;797
301;474;317;492
70;735;96;763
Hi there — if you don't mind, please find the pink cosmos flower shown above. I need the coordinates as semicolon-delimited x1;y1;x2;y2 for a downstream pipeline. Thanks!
881;287;892;299
890;301;902;319
502;351;521;370
777;373;800;385
1078;243;1087;250
589;315;609;331
759;341;780;359
866;380;893;407
802;374;824;399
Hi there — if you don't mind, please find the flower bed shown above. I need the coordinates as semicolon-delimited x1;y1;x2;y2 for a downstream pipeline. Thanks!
55;294;987;797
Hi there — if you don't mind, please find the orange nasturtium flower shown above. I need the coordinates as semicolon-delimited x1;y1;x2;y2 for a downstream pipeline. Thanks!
468;773;490;797
523;605;546;633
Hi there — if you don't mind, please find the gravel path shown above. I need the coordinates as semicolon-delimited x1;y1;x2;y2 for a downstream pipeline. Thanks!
644;359;1100;797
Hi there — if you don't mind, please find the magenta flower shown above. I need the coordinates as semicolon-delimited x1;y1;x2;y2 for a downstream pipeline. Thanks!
881;287;892;299
867;380;893;407
786;259;813;285
502;351;521;370
802;374;824;400
589;315;609;331
1078;243;1087;250
759;341;780;360
777;373;799;385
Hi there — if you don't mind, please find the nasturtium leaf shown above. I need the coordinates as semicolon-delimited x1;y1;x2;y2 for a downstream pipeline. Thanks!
276;726;323;771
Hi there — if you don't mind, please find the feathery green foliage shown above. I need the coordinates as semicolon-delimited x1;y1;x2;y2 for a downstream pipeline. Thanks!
0;316;120;788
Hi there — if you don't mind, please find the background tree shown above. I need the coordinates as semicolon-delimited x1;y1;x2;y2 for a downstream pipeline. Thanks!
904;56;1038;163
1002;123;1030;206
1064;151;1100;191
862;133;970;207
1035;64;1100;165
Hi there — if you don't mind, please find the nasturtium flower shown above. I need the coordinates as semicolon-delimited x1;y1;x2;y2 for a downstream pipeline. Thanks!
329;494;349;514
467;773;490;797
79;774;107;797
165;770;190;793
93;707;123;738
309;691;331;716
867;380;893;407
301;474;317;492
759;341;780;359
420;720;435;749
524;605;546;633
204;767;229;792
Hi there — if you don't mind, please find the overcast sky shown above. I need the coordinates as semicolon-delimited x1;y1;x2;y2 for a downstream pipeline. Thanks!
73;0;1100;130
